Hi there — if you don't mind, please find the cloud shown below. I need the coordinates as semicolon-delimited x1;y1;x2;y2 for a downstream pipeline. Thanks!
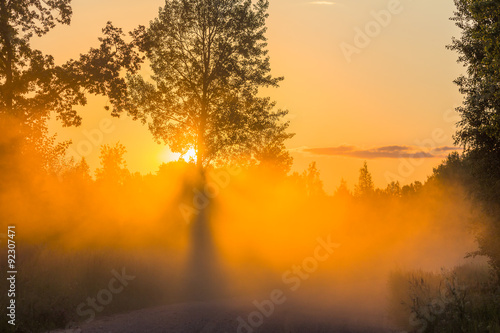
300;145;462;159
431;146;459;152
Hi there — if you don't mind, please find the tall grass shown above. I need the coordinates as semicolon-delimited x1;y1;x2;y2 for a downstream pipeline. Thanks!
388;263;500;332
0;245;184;333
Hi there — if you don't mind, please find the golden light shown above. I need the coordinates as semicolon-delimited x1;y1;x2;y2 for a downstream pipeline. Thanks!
159;147;197;163
183;148;197;162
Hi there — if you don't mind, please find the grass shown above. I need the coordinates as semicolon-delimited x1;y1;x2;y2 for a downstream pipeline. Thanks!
0;244;184;333
388;262;500;333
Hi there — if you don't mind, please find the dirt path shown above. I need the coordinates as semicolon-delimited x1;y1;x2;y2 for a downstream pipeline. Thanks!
53;298;395;333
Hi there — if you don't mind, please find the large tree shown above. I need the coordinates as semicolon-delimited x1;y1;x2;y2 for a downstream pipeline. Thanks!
0;0;141;129
112;0;294;299
448;0;500;202
120;0;293;172
448;0;500;274
0;0;142;184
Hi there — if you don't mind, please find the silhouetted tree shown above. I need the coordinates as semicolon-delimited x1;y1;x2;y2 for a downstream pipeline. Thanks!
95;143;130;185
354;161;374;197
0;1;139;127
63;157;92;183
401;181;423;197
303;161;325;197
385;181;401;197
109;0;294;299
448;0;500;202
0;0;142;186
431;152;466;183
334;178;351;199
75;157;91;182
119;0;293;171
0;0;72;119
448;0;500;274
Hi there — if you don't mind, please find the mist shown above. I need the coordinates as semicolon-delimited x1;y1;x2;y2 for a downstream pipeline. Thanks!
0;119;487;332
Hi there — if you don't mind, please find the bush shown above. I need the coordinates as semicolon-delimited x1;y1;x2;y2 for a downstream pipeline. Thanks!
388;263;500;333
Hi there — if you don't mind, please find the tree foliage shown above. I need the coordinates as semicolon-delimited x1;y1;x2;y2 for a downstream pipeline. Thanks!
119;0;293;171
95;142;130;185
0;0;143;183
448;0;500;203
385;181;401;198
0;0;71;124
0;0;141;128
303;161;325;197
448;0;500;276
334;178;351;199
354;161;374;197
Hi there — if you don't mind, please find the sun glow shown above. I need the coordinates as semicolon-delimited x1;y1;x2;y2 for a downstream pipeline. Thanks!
182;148;197;162
160;147;197;163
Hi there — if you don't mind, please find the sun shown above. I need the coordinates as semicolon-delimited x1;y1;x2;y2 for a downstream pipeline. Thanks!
159;147;197;163
182;148;197;162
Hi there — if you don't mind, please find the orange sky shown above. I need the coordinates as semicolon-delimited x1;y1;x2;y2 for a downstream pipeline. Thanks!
42;0;464;193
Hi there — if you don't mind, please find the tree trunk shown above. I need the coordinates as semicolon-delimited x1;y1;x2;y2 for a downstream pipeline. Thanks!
184;23;224;300
184;171;224;300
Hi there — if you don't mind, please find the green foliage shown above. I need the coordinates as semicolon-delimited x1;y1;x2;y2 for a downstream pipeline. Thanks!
448;0;500;155
120;0;294;170
446;0;500;279
447;0;500;205
389;264;500;333
431;152;466;183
